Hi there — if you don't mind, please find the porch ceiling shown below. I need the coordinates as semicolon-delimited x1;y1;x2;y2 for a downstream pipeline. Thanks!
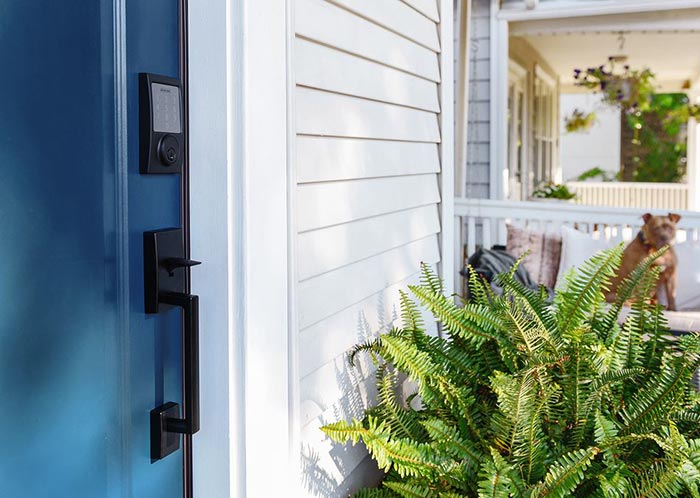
514;10;700;97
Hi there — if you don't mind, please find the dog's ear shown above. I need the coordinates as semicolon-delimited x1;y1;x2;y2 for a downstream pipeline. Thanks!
669;213;682;224
642;213;653;223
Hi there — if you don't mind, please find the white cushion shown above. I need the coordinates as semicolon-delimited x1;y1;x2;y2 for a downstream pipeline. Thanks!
555;225;612;288
670;241;700;311
619;307;700;332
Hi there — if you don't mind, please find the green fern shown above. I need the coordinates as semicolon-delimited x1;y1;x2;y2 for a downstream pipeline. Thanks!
322;250;700;497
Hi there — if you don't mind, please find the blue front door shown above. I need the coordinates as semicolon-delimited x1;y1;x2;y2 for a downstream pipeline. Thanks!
0;1;190;496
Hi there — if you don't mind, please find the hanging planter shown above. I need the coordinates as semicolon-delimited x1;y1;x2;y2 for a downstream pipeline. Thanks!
574;57;656;113
574;58;656;145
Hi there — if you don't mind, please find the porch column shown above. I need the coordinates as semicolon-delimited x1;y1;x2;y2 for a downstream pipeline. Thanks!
688;118;700;211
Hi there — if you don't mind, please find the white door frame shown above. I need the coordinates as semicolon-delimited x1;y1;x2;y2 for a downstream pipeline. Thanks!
188;0;298;497
489;0;700;201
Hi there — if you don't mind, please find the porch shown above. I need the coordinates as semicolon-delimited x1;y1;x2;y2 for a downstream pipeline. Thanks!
453;197;700;302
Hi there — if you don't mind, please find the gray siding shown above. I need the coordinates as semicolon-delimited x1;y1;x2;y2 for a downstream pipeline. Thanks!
466;0;491;198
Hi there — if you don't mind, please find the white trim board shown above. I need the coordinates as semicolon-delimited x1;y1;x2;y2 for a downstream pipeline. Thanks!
189;0;298;496
499;0;700;21
510;8;700;36
188;0;237;495
438;0;455;296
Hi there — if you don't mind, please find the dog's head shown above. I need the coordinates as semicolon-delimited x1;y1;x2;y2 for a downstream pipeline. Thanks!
641;212;681;248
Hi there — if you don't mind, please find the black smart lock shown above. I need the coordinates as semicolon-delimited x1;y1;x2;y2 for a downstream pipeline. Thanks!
139;73;185;174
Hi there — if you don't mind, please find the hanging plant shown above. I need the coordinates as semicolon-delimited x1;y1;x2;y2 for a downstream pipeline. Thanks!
573;58;700;183
564;109;597;133
574;58;656;113
574;58;656;147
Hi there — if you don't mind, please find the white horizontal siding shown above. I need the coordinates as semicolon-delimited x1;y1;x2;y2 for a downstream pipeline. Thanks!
402;0;439;22
296;0;440;81
297;136;439;183
294;0;445;494
298;235;440;328
301;348;378;428
298;204;440;280
296;38;440;112
328;0;440;51
297;174;441;232
301;430;384;498
299;270;437;379
296;87;440;142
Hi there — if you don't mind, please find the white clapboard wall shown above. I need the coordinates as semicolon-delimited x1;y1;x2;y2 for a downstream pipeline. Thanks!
294;0;445;495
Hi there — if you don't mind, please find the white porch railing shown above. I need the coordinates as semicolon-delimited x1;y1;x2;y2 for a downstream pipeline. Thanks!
567;181;689;211
454;198;700;293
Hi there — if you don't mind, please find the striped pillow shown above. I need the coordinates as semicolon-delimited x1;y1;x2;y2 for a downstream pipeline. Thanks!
506;224;562;289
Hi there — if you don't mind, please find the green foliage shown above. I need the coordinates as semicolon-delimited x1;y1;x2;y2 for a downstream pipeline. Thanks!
574;59;656;112
572;58;691;182
531;182;577;201
626;93;689;183
574;167;616;183
565;109;597;133
321;247;700;497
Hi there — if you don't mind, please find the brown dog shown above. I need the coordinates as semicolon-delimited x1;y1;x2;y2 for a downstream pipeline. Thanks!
606;213;681;311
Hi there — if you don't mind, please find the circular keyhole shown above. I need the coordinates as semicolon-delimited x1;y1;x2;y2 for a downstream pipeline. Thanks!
158;135;180;166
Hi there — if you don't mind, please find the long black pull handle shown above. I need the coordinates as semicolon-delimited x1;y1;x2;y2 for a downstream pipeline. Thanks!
160;291;200;435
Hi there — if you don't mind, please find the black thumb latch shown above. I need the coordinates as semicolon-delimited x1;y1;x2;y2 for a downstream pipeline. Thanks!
163;257;202;277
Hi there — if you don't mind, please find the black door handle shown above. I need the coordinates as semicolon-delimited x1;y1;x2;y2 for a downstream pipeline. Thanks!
144;228;201;461
160;291;199;435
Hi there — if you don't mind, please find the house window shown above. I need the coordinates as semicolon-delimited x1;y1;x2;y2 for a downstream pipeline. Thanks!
533;65;558;189
508;61;528;200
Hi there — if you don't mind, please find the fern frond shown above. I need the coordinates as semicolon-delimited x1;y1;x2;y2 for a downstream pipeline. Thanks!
353;488;400;498
478;448;527;498
495;269;560;348
465;264;494;306
556;245;623;336
535;446;600;498
594;411;619;445
380;334;439;382
641;303;672;373
490;371;538;453
497;298;552;357
383;481;435;498
323;417;445;479
581;368;645;426
399;290;425;333
321;417;370;446
410;283;510;349
420;262;443;295
513;384;556;483
629;462;684;498
620;338;700;434
611;266;663;373
599;247;667;338
421;418;483;470
672;410;700;426
376;365;426;441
